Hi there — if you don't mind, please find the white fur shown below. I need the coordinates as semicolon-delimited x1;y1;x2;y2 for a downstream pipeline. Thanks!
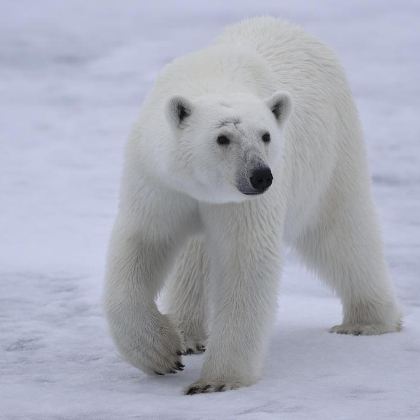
104;17;401;394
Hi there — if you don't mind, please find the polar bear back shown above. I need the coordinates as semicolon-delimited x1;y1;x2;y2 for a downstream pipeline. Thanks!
216;17;345;95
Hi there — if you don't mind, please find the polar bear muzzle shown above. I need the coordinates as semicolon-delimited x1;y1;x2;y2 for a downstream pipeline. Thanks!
237;165;273;195
249;167;273;192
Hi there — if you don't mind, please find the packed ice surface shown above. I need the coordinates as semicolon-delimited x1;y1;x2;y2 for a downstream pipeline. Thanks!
1;1;419;418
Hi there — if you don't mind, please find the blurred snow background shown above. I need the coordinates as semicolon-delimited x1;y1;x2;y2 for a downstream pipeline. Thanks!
1;0;419;418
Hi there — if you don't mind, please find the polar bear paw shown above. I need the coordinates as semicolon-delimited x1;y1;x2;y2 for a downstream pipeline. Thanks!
116;313;184;376
170;317;207;355
181;332;206;355
185;379;245;395
329;321;402;336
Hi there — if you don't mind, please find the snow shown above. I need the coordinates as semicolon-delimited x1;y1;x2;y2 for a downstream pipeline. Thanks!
1;0;420;418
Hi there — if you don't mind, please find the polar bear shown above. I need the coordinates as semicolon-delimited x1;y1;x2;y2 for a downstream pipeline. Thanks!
104;17;401;395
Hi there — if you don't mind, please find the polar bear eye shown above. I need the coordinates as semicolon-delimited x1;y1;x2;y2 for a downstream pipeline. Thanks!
262;132;271;143
217;135;230;146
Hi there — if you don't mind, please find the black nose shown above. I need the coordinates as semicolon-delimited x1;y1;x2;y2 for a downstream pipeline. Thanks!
249;167;273;192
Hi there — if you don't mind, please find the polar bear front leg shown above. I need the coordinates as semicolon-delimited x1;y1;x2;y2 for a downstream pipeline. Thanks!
104;220;184;375
185;201;282;394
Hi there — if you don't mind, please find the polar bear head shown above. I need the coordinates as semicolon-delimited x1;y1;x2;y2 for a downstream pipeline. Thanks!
166;92;291;203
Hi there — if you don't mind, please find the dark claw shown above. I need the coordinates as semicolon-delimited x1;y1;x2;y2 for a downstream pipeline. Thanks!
154;371;164;376
176;350;183;356
184;348;194;355
196;345;206;352
175;361;185;370
216;384;225;392
186;386;200;395
169;369;177;374
202;384;211;393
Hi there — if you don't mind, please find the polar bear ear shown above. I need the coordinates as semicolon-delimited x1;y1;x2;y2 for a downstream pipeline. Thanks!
265;91;292;126
167;95;194;129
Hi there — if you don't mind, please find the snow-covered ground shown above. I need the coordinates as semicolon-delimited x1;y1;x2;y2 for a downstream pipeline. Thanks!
1;1;420;418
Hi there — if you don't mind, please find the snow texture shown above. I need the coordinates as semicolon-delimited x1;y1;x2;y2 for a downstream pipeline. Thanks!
1;1;419;418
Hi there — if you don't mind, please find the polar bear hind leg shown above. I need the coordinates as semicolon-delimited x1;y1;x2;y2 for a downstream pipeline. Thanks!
294;162;401;335
165;237;209;354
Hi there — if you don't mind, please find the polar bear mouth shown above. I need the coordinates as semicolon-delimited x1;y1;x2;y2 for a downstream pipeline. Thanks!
241;190;263;196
